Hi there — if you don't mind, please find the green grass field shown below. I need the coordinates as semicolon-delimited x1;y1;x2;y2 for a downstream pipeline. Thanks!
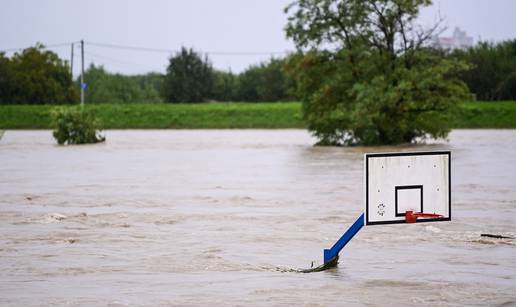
0;101;515;129
0;102;304;129
452;101;516;128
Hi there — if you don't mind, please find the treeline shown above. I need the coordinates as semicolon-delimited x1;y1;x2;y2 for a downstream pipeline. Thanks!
451;40;516;101
84;48;296;103
1;41;516;104
83;65;163;103
0;45;296;104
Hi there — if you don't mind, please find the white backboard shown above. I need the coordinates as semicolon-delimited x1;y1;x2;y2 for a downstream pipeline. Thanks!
364;151;451;225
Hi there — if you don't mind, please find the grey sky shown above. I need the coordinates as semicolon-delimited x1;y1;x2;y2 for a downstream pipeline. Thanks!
1;0;515;76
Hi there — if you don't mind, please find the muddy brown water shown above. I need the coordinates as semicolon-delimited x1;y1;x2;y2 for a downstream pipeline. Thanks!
1;130;515;305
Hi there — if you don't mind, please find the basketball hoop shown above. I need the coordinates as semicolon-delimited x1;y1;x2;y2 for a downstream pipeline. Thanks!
405;210;443;223
365;151;451;225
321;151;452;270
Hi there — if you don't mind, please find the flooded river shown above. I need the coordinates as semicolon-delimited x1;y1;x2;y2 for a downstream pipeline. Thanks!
1;129;515;305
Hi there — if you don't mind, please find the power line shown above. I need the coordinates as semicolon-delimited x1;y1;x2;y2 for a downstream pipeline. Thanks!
1;40;292;56
86;41;173;54
0;41;80;53
86;50;153;69
86;41;290;56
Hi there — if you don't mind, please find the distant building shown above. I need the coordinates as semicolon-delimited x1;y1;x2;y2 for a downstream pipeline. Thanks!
432;27;474;50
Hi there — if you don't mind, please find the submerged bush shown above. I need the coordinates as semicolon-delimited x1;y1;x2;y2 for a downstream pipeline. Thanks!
51;107;105;145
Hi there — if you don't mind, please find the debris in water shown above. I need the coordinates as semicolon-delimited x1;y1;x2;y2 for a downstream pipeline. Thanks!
297;256;339;273
49;213;67;221
275;257;340;273
481;233;514;239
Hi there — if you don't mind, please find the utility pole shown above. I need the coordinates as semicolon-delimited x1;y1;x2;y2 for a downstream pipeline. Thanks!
80;40;85;106
70;43;74;79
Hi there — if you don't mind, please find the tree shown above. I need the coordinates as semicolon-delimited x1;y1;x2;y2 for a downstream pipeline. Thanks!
453;39;516;101
0;44;77;104
237;65;262;101
0;52;16;103
255;58;296;101
285;0;470;145
212;70;238;102
163;47;213;102
236;58;297;102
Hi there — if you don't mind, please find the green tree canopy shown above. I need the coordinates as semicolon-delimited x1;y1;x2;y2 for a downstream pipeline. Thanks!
0;44;77;104
285;0;470;145
52;106;105;145
237;58;296;102
453;39;516;101
211;70;238;102
83;64;163;103
163;47;213;102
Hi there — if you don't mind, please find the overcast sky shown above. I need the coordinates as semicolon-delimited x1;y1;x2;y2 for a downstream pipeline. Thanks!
1;0;515;76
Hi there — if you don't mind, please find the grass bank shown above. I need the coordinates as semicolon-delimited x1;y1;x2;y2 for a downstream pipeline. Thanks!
0;102;304;129
452;101;516;128
0;101;515;129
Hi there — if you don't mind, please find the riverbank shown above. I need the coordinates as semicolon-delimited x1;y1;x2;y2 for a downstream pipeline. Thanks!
0;102;303;129
0;101;514;129
453;101;516;128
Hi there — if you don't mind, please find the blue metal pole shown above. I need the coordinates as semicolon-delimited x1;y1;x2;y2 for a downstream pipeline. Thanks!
323;213;364;264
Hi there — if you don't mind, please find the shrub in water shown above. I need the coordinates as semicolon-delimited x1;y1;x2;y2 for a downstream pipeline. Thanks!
52;107;105;145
